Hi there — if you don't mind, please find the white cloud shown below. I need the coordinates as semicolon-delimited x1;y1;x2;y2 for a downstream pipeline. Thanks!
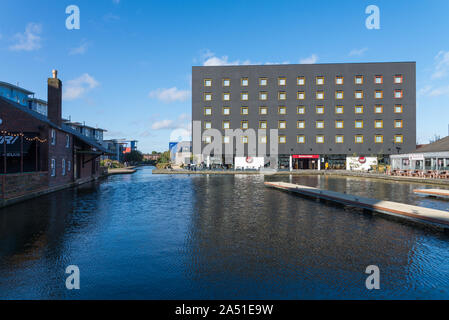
151;114;191;131
432;50;449;79
9;23;42;51
151;120;175;130
149;87;190;103
63;73;100;101
199;50;289;66
69;41;88;55
349;48;368;56
299;54;318;64
418;84;449;97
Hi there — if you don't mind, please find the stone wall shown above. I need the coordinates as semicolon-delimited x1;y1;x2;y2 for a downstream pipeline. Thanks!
0;172;49;200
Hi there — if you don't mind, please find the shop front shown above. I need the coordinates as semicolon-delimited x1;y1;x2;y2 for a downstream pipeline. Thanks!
292;154;320;170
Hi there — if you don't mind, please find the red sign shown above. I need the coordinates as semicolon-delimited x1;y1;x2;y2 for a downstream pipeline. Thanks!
292;155;319;159
358;157;366;164
246;156;253;163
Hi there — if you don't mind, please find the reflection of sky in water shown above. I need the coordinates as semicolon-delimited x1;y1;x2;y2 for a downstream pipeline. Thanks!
1;168;449;299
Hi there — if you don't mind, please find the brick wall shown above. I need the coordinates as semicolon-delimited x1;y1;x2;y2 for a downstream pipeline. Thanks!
48;128;73;187
0;172;49;200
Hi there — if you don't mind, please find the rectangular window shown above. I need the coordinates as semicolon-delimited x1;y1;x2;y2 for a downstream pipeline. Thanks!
335;106;344;114
278;77;286;86
297;135;305;144
355;91;363;99
259;78;267;86
222;93;230;101
223;79;230;87
259;121;267;129
279;135;287;144
241;78;248;86
394;75;403;84
260;136;267;144
278;106;287;115
223;136;230;144
259;106;268;115
242;136;248;144
375;105;383;114
241;107;249;115
68;161;71;172
51;159;56;176
204;92;212;101
259;92;268;100
355;135;364;144
297;76;305;86
65;134;70;148
222;107;230;115
316;120;324;129
355;105;364;114
204;79;212;87
374;120;383;129
335;91;344;99
316;91;324;100
375;90;383;99
335;120;344;129
297;106;305;114
62;159;66;176
316;135;324;144
335;76;344;85
241;92;249;101
394;135;404;143
241;121;249;129
278;121;287;129
394;105;403;113
355;75;364;84
394;89;403;99
316;76;325;85
375;135;384;144
204;121;212;129
222;121;230;129
335;135;344;144
278;91;287;100
51;129;56;145
374;75;383;84
297;91;305;100
316;106;324;114
394;120;403;128
204;107;212;115
297;121;305;129
355;120;364;129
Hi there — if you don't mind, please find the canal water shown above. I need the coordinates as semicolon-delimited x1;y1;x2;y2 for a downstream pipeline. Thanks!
1;166;449;299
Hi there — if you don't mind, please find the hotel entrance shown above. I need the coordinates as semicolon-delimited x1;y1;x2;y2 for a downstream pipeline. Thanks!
292;155;319;170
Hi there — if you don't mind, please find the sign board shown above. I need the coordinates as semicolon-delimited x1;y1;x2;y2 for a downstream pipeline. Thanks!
292;155;319;159
409;154;424;161
235;157;265;169
0;134;36;157
346;156;378;171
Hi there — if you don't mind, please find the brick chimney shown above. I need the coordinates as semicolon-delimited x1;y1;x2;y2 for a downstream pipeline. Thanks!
47;69;62;126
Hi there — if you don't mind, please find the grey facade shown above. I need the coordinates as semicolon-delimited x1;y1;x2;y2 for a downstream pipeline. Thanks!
192;62;416;166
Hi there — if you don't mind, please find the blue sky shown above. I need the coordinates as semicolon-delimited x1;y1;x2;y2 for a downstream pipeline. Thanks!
1;0;449;152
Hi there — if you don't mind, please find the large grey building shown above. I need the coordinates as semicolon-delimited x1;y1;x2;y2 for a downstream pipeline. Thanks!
192;62;416;169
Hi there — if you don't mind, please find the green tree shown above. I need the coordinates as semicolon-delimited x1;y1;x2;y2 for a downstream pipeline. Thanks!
157;151;171;164
124;150;144;163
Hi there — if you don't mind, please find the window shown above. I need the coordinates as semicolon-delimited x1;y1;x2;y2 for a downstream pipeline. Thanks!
335;120;344;129
204;79;212;87
297;106;305;114
204;121;212;129
278;91;287;100
297;91;305;100
355;91;363;99
241;107;249;115
68;160;71;172
297;121;305;129
222;121;230;129
335;135;344;144
316;76;325;85
222;107;230;115
394;75;403;84
316;120;324;129
259;78;267;86
241;121;249;129
394;120;403;128
62;159;66;176
223;78;230;87
355;105;364;114
241;92;249;101
335;106;344;114
316;91;324;100
375;75;383;84
260;136;267;144
394;135;404;143
278;120;287;129
374;120;383;129
316;135;324;143
394;89;403;99
355;135;364;143
278;106;287;115
242;136;249;144
375;105;383;114
259;121;267;129
394;105;403;113
223;136;230;144
241;78;248;86
204;93;212;101
222;93;230;101
297;76;305;86
259;106;268;115
204;107;212;115
335;91;344;99
51;159;56;176
335;76;344;85
375;90;383;99
278;77;286;86
204;136;212;144
65;134;70;148
375;135;384;143
51;129;56;145
259;92;268;100
355;120;364;129
355;75;364;84
279;135;286;144
297;135;305;144
316;106;324;114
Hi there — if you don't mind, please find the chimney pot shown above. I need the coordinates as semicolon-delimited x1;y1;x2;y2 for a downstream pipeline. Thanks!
52;69;58;79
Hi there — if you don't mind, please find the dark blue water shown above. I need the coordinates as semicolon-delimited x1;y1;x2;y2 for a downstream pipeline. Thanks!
1;166;449;299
